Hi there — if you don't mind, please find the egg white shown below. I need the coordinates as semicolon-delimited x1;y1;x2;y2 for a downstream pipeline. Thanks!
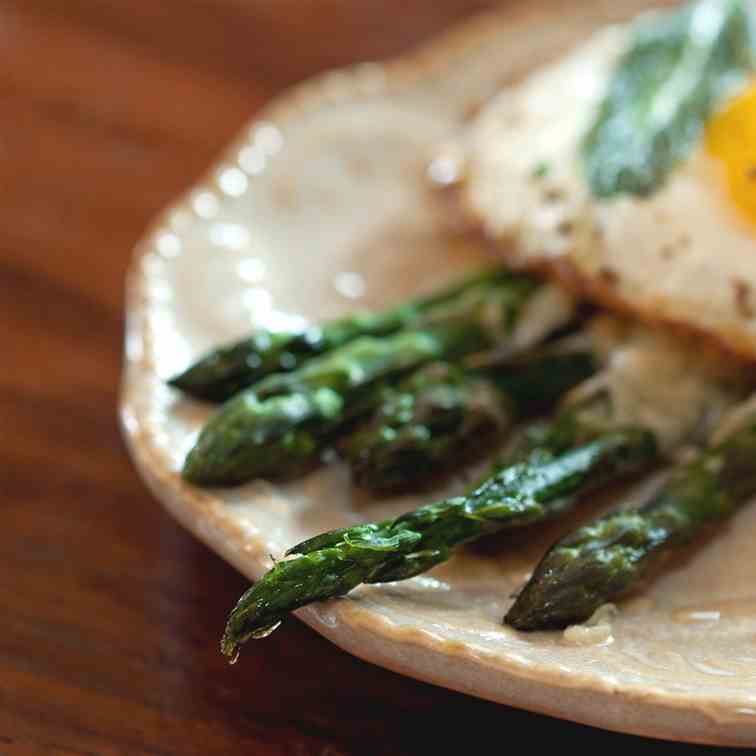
458;20;756;360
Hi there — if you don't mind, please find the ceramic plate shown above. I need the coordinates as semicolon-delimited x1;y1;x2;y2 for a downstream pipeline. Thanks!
120;0;756;745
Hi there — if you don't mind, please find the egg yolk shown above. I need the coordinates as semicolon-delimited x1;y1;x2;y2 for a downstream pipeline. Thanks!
706;82;756;226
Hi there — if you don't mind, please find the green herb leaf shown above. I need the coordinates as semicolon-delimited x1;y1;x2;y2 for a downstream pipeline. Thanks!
531;160;552;179
582;0;755;199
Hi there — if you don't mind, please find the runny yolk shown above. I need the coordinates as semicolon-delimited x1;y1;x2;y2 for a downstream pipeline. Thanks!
706;82;756;226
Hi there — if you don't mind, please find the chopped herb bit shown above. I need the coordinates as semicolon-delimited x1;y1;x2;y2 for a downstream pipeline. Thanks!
531;160;552;179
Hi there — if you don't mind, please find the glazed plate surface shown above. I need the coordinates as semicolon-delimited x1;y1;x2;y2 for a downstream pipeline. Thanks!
120;0;756;745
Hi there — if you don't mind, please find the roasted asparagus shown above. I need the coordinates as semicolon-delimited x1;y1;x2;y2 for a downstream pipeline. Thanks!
506;410;756;630
169;268;534;401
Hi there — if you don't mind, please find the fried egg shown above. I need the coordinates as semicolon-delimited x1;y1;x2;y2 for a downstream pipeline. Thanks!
457;18;756;360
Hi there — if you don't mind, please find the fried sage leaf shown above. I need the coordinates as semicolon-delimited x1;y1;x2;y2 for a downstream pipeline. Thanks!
583;0;755;198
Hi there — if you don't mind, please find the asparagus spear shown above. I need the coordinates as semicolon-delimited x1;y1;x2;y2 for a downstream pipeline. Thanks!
183;276;538;485
343;350;596;492
506;411;756;631
168;268;529;401
220;406;658;658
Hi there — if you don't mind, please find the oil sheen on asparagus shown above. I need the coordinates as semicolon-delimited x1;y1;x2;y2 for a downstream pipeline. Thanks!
342;348;596;491
220;387;658;660
169;268;525;401
182;273;542;485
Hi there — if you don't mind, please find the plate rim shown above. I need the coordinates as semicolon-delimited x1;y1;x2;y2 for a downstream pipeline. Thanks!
119;0;756;745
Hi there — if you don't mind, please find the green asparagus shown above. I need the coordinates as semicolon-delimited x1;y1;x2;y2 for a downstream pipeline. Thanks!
168;268;530;401
343;350;596;492
220;407;658;658
506;411;756;631
183;276;538;485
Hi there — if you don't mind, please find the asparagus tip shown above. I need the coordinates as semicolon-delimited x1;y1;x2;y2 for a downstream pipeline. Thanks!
181;448;211;485
221;616;284;662
166;370;223;403
505;563;603;631
505;538;642;631
166;368;200;395
221;637;241;664
165;372;184;389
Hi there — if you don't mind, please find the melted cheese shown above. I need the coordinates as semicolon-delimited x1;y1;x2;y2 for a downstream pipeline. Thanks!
710;392;756;446
602;327;737;451
510;283;577;351
571;317;744;453
562;604;617;647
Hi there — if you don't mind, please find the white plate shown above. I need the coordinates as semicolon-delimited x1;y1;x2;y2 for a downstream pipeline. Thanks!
120;0;756;745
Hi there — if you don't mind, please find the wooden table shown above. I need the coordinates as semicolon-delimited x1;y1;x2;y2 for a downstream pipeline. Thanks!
3;2;710;753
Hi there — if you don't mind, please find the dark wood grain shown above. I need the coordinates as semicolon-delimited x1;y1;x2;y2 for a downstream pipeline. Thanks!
1;2;717;753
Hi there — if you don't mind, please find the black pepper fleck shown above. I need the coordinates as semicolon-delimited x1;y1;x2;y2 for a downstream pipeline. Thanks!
543;187;565;203
598;266;620;286
676;233;691;250
733;278;754;319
